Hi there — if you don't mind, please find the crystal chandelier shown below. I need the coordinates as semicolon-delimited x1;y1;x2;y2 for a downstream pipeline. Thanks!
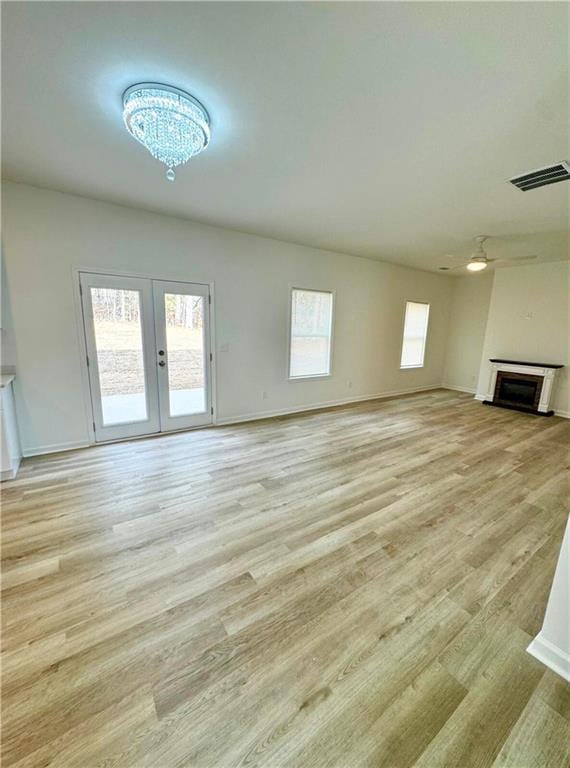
123;83;210;181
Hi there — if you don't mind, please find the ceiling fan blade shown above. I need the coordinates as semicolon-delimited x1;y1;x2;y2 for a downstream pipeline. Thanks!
494;255;538;265
439;262;469;271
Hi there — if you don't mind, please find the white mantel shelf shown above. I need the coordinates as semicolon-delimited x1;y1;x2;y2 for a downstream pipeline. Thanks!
488;358;564;370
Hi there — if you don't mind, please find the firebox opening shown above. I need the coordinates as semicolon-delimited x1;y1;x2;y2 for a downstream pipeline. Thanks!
498;377;537;407
493;371;543;411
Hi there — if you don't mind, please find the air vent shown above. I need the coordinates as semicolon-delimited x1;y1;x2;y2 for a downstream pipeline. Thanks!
509;162;570;191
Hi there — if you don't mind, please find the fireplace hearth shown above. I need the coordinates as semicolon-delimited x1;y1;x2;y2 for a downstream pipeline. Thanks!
482;359;563;416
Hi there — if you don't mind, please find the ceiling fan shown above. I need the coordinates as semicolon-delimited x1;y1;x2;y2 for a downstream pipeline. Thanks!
439;235;537;272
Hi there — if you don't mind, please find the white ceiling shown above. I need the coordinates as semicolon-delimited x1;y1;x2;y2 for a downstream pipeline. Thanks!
2;1;568;271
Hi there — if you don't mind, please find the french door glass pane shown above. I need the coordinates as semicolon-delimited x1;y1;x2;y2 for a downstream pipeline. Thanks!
164;293;206;416
90;287;148;425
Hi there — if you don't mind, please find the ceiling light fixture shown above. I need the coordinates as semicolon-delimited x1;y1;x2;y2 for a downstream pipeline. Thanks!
439;235;537;273
466;260;487;272
123;83;210;181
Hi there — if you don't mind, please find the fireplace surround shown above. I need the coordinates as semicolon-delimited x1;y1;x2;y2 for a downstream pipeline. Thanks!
483;359;563;416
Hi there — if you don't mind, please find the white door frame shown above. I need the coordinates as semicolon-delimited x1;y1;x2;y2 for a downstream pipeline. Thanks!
79;272;161;442
152;279;213;431
73;266;217;445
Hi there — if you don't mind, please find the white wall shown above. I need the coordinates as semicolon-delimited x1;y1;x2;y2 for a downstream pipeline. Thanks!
0;245;17;373
2;182;452;455
527;519;570;681
443;273;493;393
476;260;570;415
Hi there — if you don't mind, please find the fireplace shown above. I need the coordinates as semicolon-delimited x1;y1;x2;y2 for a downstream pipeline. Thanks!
493;371;542;410
482;359;563;417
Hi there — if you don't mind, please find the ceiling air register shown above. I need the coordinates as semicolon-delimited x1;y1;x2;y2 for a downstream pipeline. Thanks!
509;162;570;191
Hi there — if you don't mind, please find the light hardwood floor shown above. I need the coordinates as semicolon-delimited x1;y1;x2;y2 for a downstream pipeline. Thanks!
2;389;569;768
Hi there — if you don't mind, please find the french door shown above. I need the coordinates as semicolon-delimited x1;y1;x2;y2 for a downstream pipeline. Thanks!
79;272;212;442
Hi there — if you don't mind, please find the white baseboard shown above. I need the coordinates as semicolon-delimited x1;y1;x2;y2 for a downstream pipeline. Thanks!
22;440;90;458
216;385;443;426
20;387;444;456
1;456;20;481
441;384;477;395
527;633;570;682
20;384;566;457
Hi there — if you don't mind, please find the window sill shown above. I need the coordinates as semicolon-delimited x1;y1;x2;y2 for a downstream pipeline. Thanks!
400;365;425;370
288;373;332;382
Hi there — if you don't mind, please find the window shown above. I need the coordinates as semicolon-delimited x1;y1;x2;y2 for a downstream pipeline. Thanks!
289;288;333;378
400;301;430;368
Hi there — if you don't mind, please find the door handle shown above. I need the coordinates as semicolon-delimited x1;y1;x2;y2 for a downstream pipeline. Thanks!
158;360;166;367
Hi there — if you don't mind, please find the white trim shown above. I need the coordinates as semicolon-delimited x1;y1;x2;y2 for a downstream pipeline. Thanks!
216;385;442;426
19;383;564;457
22;440;90;458
441;384;477;394
19;385;442;455
71;267;97;443
20;386;442;456
208;282;218;425
554;409;570;419
1;456;20;481
527;633;570;682
72;264;215;285
288;373;332;382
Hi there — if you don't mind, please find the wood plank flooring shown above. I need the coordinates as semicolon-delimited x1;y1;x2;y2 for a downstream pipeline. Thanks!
2;389;569;767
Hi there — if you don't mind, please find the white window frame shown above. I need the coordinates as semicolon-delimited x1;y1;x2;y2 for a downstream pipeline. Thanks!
288;287;335;380
400;300;430;370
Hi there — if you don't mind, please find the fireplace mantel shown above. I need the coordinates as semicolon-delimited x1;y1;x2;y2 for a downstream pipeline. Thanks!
489;358;564;369
483;359;563;416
